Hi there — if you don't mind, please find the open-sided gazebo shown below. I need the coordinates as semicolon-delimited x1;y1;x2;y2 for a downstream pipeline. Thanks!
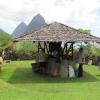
16;22;100;78
16;22;100;58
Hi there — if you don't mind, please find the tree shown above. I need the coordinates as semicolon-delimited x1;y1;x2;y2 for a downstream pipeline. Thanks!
78;28;91;35
78;28;100;57
0;32;13;46
0;32;13;56
78;28;92;57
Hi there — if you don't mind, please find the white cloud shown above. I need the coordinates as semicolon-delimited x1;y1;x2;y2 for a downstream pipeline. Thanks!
0;0;100;37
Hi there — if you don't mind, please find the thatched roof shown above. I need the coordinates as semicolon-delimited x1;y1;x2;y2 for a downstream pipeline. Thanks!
16;22;100;42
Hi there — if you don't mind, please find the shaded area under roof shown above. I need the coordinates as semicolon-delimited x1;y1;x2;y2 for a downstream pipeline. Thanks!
16;22;100;43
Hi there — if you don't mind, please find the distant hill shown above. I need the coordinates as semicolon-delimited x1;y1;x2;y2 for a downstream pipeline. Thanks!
0;28;5;33
12;14;47;37
12;22;27;37
0;32;13;47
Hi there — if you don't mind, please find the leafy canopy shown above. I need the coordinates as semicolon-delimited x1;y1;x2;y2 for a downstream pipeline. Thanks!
78;28;91;35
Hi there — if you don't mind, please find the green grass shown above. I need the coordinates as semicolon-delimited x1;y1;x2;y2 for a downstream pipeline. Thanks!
0;61;100;100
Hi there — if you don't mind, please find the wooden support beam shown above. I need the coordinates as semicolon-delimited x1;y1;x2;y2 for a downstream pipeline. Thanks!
38;42;39;53
65;43;68;54
44;42;49;54
62;43;67;55
66;43;72;55
38;42;43;52
44;42;46;53
71;42;74;59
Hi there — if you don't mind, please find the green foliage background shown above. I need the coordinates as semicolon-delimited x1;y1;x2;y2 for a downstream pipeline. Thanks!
78;28;100;57
0;32;13;55
13;41;37;54
0;32;13;46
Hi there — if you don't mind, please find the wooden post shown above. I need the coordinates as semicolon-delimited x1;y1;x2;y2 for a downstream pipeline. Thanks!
66;43;71;56
62;43;67;55
43;42;46;53
65;43;68;55
38;42;43;52
44;42;49;54
71;42;74;59
38;42;39;53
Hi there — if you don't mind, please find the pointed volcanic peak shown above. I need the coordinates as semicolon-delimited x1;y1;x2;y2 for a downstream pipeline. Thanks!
12;22;27;37
26;14;47;33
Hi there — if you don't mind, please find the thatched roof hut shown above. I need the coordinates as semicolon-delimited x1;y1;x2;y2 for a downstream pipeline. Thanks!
16;22;100;77
16;22;100;43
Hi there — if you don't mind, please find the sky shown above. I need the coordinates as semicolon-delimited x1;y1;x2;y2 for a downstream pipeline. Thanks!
0;0;100;37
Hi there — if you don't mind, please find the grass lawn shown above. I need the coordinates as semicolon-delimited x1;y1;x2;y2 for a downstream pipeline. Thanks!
0;61;100;100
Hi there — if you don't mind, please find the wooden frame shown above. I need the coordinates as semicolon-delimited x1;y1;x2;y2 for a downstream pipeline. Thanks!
63;42;74;59
37;41;74;59
37;42;49;54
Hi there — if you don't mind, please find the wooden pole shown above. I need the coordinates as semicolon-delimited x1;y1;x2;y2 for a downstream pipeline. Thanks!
65;43;68;55
64;42;74;59
38;42;39;53
71;42;74;59
44;42;49;54
38;42;43;52
62;43;67;55
43;42;46;53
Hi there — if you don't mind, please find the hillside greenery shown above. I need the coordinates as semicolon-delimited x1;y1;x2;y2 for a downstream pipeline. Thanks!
0;32;13;47
0;32;13;55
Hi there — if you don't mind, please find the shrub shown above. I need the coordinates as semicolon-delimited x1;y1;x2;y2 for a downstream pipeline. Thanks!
12;41;37;55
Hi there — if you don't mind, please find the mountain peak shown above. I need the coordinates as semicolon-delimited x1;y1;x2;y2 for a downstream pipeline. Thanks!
12;14;47;37
26;14;47;33
34;14;43;19
12;22;27;37
19;22;26;26
31;14;45;23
